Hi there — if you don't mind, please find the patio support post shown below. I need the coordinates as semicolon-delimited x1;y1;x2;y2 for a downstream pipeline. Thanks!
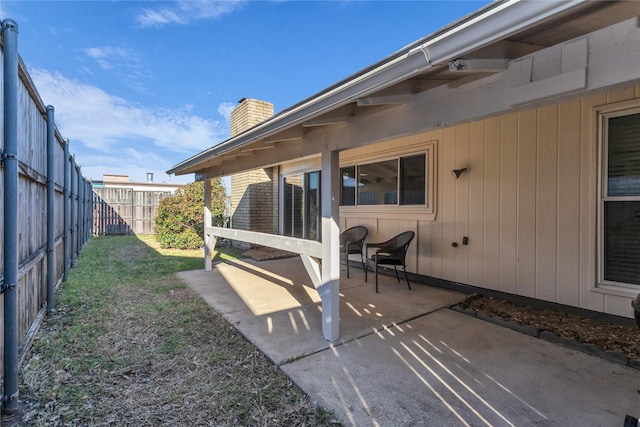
203;178;216;271
320;150;340;341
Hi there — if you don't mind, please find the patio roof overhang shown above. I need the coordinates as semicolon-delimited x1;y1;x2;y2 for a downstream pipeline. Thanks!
167;0;637;179
179;0;640;342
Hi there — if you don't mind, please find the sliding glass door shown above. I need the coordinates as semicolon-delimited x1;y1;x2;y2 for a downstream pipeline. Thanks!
282;171;321;241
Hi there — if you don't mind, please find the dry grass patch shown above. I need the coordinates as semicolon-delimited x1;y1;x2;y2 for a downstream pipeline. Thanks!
18;235;340;426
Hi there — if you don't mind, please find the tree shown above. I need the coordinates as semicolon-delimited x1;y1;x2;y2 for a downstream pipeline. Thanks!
154;178;227;249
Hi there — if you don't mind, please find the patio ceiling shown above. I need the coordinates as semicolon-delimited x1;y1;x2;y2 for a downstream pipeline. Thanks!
167;0;640;179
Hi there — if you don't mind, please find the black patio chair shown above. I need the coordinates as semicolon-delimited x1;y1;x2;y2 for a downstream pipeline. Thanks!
339;225;368;278
365;231;415;293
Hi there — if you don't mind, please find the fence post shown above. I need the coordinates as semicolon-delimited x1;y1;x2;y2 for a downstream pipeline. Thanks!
46;106;55;314
81;175;86;247
63;140;70;280
82;178;87;244
70;157;77;266
89;180;94;237
78;169;83;251
78;176;83;249
87;180;91;241
2;18;20;415
88;181;93;239
76;165;83;256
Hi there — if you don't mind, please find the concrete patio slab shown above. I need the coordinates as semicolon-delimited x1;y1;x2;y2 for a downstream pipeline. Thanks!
178;257;640;426
283;309;640;426
178;256;465;364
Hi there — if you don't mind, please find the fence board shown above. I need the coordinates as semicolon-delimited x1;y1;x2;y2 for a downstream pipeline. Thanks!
1;39;91;383
92;188;172;235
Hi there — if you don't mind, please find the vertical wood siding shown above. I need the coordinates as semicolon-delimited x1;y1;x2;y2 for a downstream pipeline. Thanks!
341;84;640;318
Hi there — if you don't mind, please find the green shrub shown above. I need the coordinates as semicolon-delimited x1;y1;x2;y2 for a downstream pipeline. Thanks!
155;179;227;249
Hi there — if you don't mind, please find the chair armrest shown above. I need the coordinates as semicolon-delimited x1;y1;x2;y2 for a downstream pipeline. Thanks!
366;241;392;250
365;241;391;257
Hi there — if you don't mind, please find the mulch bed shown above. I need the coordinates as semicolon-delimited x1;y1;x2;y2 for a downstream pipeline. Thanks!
455;294;640;367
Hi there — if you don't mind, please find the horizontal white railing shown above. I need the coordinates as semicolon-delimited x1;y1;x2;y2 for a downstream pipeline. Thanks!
205;226;323;259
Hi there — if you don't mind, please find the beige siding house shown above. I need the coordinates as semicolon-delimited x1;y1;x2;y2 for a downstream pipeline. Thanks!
170;0;640;340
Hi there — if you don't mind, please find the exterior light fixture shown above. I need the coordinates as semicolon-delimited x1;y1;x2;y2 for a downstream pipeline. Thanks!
449;59;465;71
451;168;467;179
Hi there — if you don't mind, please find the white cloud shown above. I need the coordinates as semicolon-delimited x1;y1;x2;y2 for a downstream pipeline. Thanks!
78;151;180;184
135;0;244;27
217;102;236;123
85;46;139;70
29;68;232;182
84;46;153;92
31;68;228;152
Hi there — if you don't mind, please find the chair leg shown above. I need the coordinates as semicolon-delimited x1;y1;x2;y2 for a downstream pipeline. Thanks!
365;257;368;282
346;252;350;279
393;265;400;282
403;266;411;290
375;259;379;293
360;252;365;275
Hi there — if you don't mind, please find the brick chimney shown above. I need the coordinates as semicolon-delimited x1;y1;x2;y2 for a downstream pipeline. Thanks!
229;99;278;248
230;98;274;137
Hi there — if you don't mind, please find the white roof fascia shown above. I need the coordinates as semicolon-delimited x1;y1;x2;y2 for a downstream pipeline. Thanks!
168;0;586;176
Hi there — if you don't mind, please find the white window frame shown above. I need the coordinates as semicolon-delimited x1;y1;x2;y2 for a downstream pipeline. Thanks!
597;101;640;291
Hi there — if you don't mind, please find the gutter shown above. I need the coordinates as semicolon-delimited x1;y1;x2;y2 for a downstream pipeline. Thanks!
168;0;586;176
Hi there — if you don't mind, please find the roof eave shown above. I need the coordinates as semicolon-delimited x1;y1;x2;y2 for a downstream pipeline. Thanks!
167;0;587;176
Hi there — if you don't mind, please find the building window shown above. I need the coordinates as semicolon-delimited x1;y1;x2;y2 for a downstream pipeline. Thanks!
400;154;426;205
341;166;356;206
283;171;321;241
340;153;427;207
599;107;640;288
358;159;398;205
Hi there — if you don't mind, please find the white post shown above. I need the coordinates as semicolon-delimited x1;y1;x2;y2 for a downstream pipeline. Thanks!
204;179;214;271
320;150;340;341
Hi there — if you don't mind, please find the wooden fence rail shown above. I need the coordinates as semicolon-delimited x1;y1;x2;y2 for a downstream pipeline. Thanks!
1;19;91;410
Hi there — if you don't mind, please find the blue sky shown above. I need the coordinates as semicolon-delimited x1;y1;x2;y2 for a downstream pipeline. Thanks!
1;0;489;185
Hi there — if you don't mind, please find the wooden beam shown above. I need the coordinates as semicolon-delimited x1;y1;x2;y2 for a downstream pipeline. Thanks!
300;255;322;289
356;94;412;106
241;143;275;152
263;127;304;143
205;226;323;258
448;58;509;72
302;116;350;128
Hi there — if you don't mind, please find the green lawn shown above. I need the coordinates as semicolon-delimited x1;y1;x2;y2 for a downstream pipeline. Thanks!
18;235;339;426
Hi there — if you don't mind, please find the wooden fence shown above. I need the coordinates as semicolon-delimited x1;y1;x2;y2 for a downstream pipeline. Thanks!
92;188;173;235
1;19;91;405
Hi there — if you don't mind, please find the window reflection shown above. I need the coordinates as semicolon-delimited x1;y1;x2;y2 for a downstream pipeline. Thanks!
358;160;398;205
